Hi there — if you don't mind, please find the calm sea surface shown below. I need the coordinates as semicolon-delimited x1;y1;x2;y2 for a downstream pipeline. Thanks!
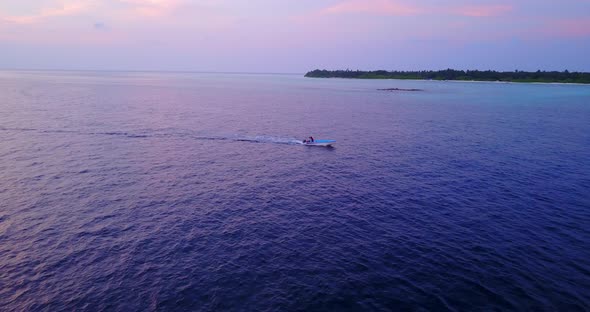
1;71;589;311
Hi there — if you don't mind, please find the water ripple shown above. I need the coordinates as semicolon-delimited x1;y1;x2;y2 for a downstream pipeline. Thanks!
1;72;589;311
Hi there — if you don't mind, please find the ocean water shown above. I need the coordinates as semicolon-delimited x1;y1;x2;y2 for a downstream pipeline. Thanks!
0;70;589;311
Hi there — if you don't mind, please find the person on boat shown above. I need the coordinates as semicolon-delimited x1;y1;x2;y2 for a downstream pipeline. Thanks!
309;136;314;142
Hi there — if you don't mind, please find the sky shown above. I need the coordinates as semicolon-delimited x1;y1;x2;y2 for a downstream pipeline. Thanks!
1;0;589;72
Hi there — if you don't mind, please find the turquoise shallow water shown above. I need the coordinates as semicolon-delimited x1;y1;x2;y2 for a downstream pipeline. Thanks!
1;71;589;311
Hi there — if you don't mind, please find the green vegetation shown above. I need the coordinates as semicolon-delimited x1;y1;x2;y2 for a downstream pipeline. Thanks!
305;69;590;84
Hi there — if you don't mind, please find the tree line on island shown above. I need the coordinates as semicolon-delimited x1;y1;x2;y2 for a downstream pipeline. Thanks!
305;69;590;84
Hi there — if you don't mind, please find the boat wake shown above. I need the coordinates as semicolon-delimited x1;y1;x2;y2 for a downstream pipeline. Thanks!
0;127;303;146
233;135;302;145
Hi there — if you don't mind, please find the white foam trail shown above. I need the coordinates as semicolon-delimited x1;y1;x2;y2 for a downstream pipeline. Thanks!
232;135;302;145
0;127;304;145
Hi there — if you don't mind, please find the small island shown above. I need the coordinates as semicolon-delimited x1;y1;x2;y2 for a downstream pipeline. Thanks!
305;69;590;84
378;88;423;92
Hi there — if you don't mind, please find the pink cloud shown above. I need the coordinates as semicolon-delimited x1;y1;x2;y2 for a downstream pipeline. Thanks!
119;0;184;17
452;5;513;17
1;1;91;24
543;19;590;37
310;1;513;18
320;0;422;16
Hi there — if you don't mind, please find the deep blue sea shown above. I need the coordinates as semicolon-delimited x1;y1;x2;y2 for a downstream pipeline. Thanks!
1;70;589;311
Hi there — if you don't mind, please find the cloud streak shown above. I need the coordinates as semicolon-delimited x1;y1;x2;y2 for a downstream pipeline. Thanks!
119;0;185;18
320;0;422;16
1;1;91;24
316;0;513;17
452;5;513;17
542;18;590;37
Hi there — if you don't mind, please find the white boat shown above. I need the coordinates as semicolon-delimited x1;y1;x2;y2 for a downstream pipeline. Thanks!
302;139;336;147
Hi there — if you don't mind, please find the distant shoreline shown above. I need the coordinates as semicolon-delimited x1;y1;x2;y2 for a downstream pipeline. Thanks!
305;69;590;84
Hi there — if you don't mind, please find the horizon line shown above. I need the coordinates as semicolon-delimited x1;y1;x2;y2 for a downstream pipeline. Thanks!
0;67;305;76
2;67;590;74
